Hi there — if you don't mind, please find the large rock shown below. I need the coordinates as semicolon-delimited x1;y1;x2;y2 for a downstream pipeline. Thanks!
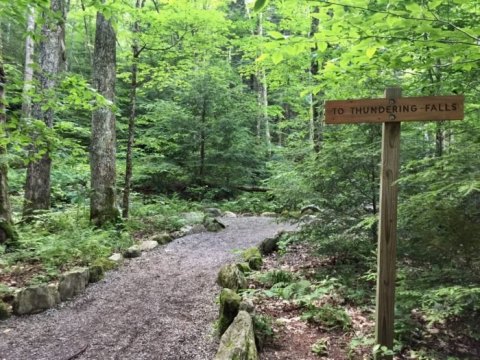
204;217;226;232
258;231;287;256
242;247;263;270
150;232;172;245
58;267;89;301
260;212;277;217
218;288;241;335
205;207;223;217
223;211;237;218
124;245;141;258
217;264;247;291
182;211;205;225
138;240;158;251
215;311;259;360
0;300;11;320
13;284;60;315
108;253;123;263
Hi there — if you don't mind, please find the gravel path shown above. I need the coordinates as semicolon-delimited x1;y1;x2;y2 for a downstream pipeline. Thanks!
0;216;296;360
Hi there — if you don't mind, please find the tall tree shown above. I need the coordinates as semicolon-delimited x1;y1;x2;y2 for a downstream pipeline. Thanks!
23;0;67;218
22;6;35;119
0;31;16;245
122;0;146;219
90;5;119;226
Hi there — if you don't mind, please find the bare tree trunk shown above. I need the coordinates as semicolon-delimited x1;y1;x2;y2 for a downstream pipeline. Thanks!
0;33;17;245
256;13;271;154
199;97;207;179
122;0;145;219
23;0;67;218
90;7;119;226
22;6;35;118
309;7;324;152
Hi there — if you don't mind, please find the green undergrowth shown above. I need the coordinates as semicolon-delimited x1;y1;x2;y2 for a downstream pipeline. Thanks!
243;229;480;359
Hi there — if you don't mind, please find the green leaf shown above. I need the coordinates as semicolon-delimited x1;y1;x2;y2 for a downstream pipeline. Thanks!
405;3;423;13
268;31;284;40
272;52;284;64
366;47;377;59
317;42;328;52
253;0;268;12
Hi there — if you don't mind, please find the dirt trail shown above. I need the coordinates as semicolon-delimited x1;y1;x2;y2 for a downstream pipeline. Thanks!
0;216;295;360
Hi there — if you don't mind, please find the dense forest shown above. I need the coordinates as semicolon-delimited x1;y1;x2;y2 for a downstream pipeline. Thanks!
0;0;479;359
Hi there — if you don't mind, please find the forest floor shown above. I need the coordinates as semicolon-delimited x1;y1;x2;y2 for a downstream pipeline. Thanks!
0;216;296;360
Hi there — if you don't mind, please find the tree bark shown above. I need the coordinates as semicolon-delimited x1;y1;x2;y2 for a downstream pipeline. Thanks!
0;33;17;245
23;0;67;218
122;0;146;219
309;7;323;152
90;7;119;226
22;6;35;118
256;13;271;154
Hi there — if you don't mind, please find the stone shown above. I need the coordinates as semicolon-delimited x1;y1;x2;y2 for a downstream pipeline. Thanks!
124;245;141;259
218;288;241;335
182;211;205;225
236;262;251;274
300;204;321;215
204;217;226;232
258;231;287;256
205;207;223;217
13;284;60;315
0;300;11;320
58;267;89;301
138;240;158;251
217;264;247;291
260;212;277;217
108;253;123;263
239;299;255;314
242;247;263;270
179;224;206;236
151;232;172;245
88;265;104;283
215;311;259;360
223;211;237;218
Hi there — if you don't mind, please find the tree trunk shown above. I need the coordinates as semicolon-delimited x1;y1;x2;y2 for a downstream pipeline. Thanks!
256;13;271;154
22;6;35;118
309;7;323;152
0;33;17;245
199;97;207;179
23;0;67;218
90;7;119;226
122;0;145;219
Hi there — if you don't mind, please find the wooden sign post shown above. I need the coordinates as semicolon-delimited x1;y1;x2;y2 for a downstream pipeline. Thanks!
325;88;464;359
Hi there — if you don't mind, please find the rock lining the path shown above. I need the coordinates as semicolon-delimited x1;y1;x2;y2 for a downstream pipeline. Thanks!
0;217;296;360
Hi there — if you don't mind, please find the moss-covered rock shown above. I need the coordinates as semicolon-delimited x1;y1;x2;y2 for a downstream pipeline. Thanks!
58;267;89;301
204;217;226;232
0;300;11;320
242;247;263;270
218;288;241;335
13;284;60;315
151;232;172;245
88;264;104;283
215;310;259;360
217;264;247;291
124;245;141;259
236;262;251;274
93;257;118;271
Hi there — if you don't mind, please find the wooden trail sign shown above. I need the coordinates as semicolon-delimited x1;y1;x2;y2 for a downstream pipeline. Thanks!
325;88;464;360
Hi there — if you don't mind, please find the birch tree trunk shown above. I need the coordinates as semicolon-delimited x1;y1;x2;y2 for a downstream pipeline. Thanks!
23;0;67;218
0;33;16;245
22;6;35;118
256;13;271;154
90;8;119;226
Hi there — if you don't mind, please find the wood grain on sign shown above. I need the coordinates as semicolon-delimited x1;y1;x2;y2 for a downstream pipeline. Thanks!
325;95;464;124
